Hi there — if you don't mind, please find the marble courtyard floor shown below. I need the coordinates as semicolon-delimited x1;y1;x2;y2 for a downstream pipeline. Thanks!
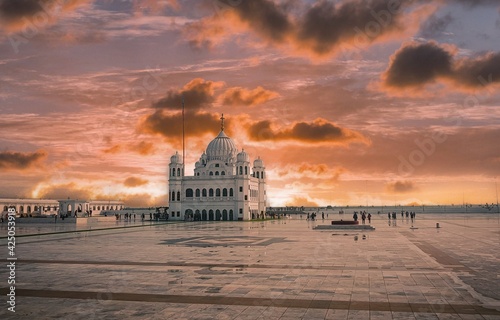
1;214;499;319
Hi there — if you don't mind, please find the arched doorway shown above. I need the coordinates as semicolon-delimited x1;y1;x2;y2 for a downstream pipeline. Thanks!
229;209;234;221
208;210;214;221
215;209;221;221
222;209;228;221
185;209;193;220
194;210;201;221
202;209;207;221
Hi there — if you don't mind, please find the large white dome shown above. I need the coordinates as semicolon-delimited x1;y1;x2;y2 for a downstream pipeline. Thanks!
206;130;237;161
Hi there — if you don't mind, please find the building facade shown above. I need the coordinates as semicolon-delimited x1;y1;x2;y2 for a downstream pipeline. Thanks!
0;198;124;218
168;115;266;221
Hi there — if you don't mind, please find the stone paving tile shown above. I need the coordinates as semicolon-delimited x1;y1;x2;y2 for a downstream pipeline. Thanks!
0;214;499;319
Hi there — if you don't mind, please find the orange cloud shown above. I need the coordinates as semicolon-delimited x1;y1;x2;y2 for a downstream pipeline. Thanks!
381;41;500;93
285;196;318;207
123;176;148;187
34;182;94;200
132;0;179;14
103;145;122;154
103;141;155;156
220;86;279;106
386;180;417;193
0;150;47;171
278;163;345;182
247;118;369;144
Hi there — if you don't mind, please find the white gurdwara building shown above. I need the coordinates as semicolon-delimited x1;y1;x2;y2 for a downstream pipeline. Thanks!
168;115;266;221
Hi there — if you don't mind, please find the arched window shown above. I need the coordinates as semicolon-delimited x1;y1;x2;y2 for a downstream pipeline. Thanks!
172;168;175;176
186;188;193;197
239;166;243;175
209;188;214;197
19;206;24;213
256;171;260;179
27;206;31;213
195;189;200;197
3;205;7;211
176;191;181;201
215;171;219;176
223;188;228;197
98;206;101;210
171;191;175;202
177;168;181;176
209;171;213;176
202;188;207;197
245;166;248;175
229;188;234;197
216;188;221;197
221;171;225;175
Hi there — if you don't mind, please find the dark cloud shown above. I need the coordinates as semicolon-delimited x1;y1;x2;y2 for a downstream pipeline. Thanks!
0;150;47;171
386;180;417;193
247;119;368;144
453;52;500;89
383;41;453;88
220;86;279;106
233;0;292;43
137;110;223;142
123;176;148;187
297;0;406;55
0;0;90;31
152;78;224;111
0;0;45;21
382;41;500;91
186;0;427;58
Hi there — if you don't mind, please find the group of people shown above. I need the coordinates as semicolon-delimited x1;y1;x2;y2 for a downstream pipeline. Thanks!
388;211;416;222
352;211;371;224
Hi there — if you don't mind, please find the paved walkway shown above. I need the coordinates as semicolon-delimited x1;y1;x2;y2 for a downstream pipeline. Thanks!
1;213;499;319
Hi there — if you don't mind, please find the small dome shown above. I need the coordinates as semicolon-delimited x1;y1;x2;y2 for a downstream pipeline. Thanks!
206;130;237;162
170;151;181;164
237;149;249;162
253;156;264;168
195;161;202;168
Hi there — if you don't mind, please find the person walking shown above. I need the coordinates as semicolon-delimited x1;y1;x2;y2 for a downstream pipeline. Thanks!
367;213;371;224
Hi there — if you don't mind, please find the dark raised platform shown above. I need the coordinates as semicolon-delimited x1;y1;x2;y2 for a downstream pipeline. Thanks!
314;224;375;231
332;220;359;225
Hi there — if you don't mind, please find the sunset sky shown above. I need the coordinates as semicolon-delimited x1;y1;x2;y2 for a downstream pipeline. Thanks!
1;0;500;207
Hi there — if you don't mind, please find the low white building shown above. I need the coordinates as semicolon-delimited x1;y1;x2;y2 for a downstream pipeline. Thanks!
168;115;267;221
0;198;124;217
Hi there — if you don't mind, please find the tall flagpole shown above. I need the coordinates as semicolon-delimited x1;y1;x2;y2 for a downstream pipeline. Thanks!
181;96;185;220
182;96;185;175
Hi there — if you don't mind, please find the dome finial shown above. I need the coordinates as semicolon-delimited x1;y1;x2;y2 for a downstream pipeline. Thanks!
220;113;225;131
